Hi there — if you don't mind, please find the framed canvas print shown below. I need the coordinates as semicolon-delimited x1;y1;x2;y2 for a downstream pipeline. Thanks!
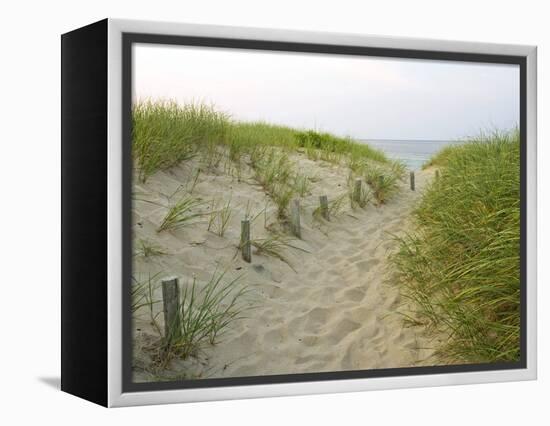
61;18;537;407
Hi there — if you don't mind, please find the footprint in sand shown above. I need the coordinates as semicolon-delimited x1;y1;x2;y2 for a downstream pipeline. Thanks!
231;329;259;350
231;363;262;377
326;268;345;277
365;225;380;235
383;292;401;309
260;283;288;299
287;306;331;333
326;319;361;345
341;339;369;370
263;327;287;347
300;335;319;347
326;255;345;265
303;307;332;330
306;269;322;280
310;286;339;304
381;241;395;251
341;287;366;302
295;354;316;365
354;258;380;272
341;246;360;257
353;316;381;340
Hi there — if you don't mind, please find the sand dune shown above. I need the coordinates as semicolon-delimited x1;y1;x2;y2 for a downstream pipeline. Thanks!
132;151;440;381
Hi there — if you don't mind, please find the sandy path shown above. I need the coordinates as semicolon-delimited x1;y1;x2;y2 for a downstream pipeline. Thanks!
132;155;437;381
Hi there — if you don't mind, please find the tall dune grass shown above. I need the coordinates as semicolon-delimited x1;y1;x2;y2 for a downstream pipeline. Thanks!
391;130;520;363
168;271;249;359
296;130;389;164
229;122;299;153
132;101;392;183
133;100;230;182
364;165;400;205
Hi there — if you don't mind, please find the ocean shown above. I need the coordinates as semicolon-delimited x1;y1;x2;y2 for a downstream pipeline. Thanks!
362;139;463;170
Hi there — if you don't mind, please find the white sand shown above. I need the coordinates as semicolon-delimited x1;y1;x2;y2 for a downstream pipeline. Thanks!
132;152;440;381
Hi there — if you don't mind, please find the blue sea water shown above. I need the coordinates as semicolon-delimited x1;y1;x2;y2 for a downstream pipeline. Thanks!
362;139;464;170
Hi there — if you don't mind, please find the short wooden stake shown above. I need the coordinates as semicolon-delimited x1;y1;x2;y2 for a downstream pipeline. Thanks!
410;171;415;191
435;169;440;180
353;179;362;204
241;219;251;262
290;198;301;238
319;195;329;220
161;277;181;342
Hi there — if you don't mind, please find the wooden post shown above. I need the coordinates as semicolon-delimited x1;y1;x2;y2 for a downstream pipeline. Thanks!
410;171;415;191
378;175;384;187
161;277;181;342
241;219;251;262
435;169;440;180
353;179;362;204
319;195;329;220
290;198;301;238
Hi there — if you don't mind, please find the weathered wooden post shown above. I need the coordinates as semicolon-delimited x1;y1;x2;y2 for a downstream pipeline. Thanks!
161;277;181;343
290;198;301;238
319;195;329;220
410;171;415;191
353;178;362;204
435;169;440;180
241;219;251;262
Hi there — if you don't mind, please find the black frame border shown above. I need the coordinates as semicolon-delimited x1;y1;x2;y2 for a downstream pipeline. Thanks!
122;32;527;393
61;19;109;406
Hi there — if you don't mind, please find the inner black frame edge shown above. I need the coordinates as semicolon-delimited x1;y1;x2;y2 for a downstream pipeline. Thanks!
121;32;528;393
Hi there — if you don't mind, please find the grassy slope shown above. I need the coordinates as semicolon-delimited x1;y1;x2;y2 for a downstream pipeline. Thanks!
391;131;520;363
132;100;393;179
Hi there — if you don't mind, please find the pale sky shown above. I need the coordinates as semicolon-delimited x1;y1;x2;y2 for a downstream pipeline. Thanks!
133;43;519;141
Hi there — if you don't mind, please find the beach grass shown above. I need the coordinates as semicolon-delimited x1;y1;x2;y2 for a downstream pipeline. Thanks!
157;195;205;232
134;238;167;258
346;176;371;209
207;196;233;237
132;100;392;183
132;273;163;336
250;148;297;219
292;173;312;197
251;234;309;271
365;166;400;205
132;100;402;219
229;122;299;154
162;271;249;361
312;193;348;222
133;100;230;182
391;130;520;363
296;130;389;164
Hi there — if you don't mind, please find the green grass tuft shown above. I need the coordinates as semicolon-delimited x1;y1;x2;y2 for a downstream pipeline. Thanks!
251;234;309;271
164;271;249;360
292;173;312;197
157;196;204;232
207;196;233;237
133;100;230;182
391;130;520;363
134;239;167;258
364;166;400;205
296;131;389;165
